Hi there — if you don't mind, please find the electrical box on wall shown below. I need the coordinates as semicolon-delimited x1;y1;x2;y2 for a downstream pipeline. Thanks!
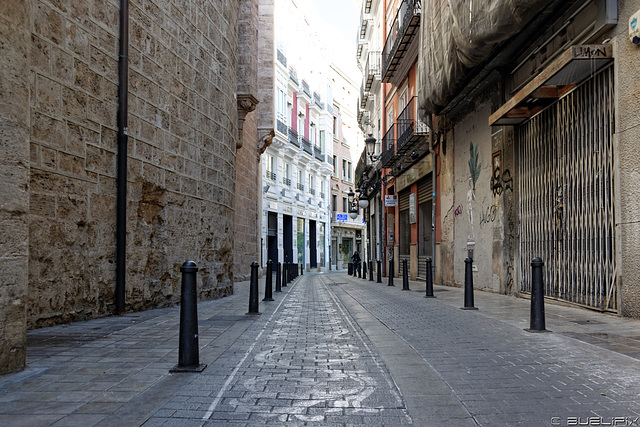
630;10;640;44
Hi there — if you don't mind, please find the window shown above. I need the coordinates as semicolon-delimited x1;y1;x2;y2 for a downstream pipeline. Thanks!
309;175;315;195
332;194;338;212
276;88;287;122
342;196;348;213
342;159;347;180
333;116;337;134
310;124;316;145
319;130;326;153
283;162;291;186
266;154;275;180
332;155;338;177
347;161;352;182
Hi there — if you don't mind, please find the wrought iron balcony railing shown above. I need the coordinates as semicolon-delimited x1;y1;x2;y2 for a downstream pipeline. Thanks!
364;51;381;92
288;127;299;147
380;124;397;169
301;136;312;155
396;96;429;156
382;0;421;82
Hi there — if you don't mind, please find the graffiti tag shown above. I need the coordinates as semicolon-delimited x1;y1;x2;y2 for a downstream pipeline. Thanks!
454;205;463;217
479;205;498;226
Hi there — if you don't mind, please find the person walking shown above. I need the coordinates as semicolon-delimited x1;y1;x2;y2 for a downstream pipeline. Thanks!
351;250;361;276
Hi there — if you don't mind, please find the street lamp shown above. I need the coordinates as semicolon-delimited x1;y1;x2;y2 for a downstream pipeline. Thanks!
347;189;358;219
365;134;381;163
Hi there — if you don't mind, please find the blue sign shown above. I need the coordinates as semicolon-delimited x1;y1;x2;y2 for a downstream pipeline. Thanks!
336;213;348;222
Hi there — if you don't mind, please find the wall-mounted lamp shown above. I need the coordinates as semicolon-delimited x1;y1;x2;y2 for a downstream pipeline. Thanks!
263;184;270;193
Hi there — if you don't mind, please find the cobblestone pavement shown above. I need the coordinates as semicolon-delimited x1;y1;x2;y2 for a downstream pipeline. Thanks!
2;270;640;426
146;273;412;426
330;274;640;427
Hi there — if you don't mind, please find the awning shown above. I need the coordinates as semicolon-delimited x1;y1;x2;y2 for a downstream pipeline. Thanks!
489;44;613;126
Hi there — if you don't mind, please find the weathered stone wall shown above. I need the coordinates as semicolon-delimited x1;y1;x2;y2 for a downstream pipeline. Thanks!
610;0;640;318
27;0;239;328
0;0;31;374
234;0;261;281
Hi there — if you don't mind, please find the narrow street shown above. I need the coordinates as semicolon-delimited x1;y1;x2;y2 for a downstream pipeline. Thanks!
2;271;640;426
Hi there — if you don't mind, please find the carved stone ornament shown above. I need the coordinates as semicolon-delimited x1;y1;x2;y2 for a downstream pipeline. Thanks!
236;93;259;149
258;129;275;158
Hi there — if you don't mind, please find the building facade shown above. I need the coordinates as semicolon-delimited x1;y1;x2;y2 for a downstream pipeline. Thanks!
260;0;334;272
360;0;640;319
0;0;262;374
329;64;366;270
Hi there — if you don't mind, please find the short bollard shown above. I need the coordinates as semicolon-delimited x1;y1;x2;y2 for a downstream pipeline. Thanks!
402;259;410;290
362;260;367;279
377;260;382;283
461;257;478;310
425;257;435;298
247;261;261;315
369;261;373;281
282;262;288;287
357;262;362;278
388;259;395;286
526;257;549;332
171;261;206;372
275;261;282;292
348;262;353;275
263;259;274;302
300;263;304;276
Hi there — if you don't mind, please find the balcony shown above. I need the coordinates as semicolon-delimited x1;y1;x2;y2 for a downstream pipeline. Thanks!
313;92;322;109
396;97;428;156
314;146;323;161
297;183;304;192
364;51;381;92
382;0;421;83
360;83;369;109
277;49;287;67
310;188;316;196
283;177;291;186
288;127;300;147
301;136;312;155
276;119;287;136
266;171;276;181
380;125;398;169
301;80;312;99
289;68;299;86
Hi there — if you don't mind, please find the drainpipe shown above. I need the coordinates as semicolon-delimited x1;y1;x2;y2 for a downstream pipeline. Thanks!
115;0;129;314
428;114;436;281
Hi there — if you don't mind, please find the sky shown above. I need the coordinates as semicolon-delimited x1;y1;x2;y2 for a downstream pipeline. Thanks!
308;0;362;82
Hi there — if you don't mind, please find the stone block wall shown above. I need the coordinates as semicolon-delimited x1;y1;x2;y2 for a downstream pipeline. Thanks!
26;0;240;328
0;0;31;374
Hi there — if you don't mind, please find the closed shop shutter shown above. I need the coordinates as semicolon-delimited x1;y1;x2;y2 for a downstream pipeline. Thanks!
417;176;432;204
399;188;410;211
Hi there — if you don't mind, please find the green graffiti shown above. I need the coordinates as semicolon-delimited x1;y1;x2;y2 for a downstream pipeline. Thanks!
469;142;481;190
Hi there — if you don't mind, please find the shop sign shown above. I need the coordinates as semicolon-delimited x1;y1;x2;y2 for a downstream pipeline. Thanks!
385;195;397;207
336;213;348;222
409;193;416;224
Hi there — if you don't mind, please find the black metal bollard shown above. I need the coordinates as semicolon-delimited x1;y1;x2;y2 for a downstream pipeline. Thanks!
282;262;288;287
285;262;290;283
377;260;382;283
425;257;435;298
263;260;274;301
300;263;304;276
388;259;395;286
369;261;373;281
171;261;206;372
527;257;548;332
462;257;477;310
275;261;282;292
357;262;362;278
362;260;367;279
247;261;261;315
402;259;410;290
